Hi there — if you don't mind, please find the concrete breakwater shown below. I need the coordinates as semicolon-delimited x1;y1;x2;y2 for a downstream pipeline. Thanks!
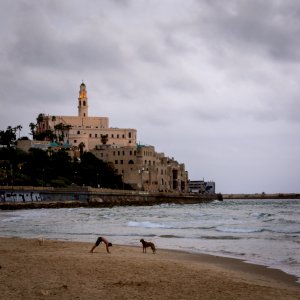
223;193;300;199
0;186;216;210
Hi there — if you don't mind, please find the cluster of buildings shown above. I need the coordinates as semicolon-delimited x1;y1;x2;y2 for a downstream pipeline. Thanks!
18;83;195;193
17;83;215;194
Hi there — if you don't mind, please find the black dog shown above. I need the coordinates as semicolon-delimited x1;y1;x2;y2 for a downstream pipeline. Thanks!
140;239;156;254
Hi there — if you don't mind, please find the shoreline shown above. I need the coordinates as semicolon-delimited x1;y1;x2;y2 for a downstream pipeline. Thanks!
1;237;299;299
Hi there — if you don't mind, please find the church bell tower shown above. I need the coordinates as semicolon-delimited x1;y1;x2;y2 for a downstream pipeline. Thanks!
78;82;88;117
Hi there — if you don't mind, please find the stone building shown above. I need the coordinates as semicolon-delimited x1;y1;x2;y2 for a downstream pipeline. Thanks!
36;82;137;151
91;144;188;192
29;83;188;192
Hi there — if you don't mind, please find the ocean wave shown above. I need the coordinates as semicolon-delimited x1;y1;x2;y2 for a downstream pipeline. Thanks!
109;233;156;238
281;257;299;266
200;235;241;240
1;217;24;222
250;212;272;218
159;235;184;238
277;218;299;225
127;221;172;229
266;228;300;234
180;226;216;230
215;227;264;233
262;218;275;223
220;250;246;256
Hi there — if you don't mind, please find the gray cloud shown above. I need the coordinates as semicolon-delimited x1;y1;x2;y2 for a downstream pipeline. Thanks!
0;0;299;193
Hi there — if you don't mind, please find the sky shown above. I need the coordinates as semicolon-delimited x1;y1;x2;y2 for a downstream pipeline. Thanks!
0;0;300;194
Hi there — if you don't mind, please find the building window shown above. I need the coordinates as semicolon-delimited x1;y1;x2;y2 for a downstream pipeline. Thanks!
113;151;115;156
128;160;134;164
74;140;77;143
118;151;120;155
122;151;125;155
112;134;114;138
129;132;132;138
95;134;97;137
77;131;80;134
122;134;125;138
89;134;92;137
120;160;123;164
130;151;132;155
83;101;86;106
117;134;119;138
115;160;118;164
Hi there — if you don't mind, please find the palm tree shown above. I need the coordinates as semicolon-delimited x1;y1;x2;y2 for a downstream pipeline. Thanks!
16;125;22;139
29;123;37;138
54;123;64;142
64;124;72;143
36;113;45;134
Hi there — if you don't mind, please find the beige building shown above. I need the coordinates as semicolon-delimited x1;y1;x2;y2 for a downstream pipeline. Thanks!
30;83;188;192
91;144;188;192
36;82;137;151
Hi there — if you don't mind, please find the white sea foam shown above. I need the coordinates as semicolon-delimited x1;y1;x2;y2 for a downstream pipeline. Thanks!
127;221;172;229
216;227;264;233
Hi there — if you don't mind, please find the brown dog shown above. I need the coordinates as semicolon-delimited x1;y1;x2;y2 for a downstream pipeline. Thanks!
140;239;156;254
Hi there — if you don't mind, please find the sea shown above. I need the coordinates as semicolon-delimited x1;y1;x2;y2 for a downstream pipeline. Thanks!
0;199;299;282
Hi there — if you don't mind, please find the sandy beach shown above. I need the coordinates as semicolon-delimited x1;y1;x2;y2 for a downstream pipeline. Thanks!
0;237;299;300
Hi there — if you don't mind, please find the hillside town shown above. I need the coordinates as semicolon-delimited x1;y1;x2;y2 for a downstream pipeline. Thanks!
3;83;215;194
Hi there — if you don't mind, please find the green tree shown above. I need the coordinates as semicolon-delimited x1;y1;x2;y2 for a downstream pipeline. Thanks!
29;122;36;138
0;126;17;147
78;142;85;157
0;143;127;189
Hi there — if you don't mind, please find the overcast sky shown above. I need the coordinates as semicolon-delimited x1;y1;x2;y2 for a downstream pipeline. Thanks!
0;0;299;193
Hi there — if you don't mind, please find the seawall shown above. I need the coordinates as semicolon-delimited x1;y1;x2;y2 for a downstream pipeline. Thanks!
0;186;216;210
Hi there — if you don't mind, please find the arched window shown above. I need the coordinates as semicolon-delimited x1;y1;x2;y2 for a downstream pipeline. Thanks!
128;160;134;164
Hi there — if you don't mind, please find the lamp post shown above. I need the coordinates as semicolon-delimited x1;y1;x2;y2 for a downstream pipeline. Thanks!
42;168;44;187
96;173;100;188
74;171;77;185
4;167;7;186
10;164;13;189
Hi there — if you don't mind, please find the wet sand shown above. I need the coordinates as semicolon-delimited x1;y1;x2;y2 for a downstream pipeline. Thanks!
0;237;299;299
